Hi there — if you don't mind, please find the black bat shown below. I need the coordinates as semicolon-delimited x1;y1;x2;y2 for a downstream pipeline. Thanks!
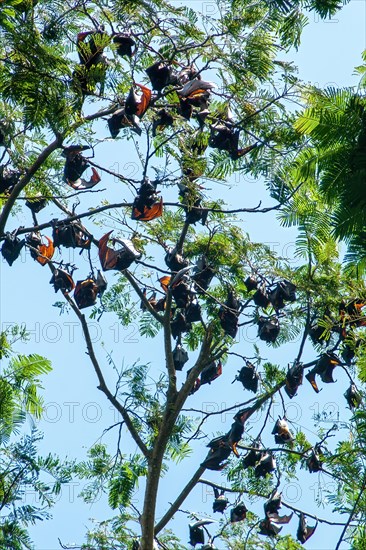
253;286;270;308
219;290;240;338
212;489;228;513
53;221;91;249
254;452;276;478
244;275;258;291
230;503;247;523
172;343;189;371
258;317;280;343
146;61;175;91
242;441;263;469
284;361;303;398
192;256;215;292
185;300;201;323
25;194;47;213
1;232;25;266
113;33;135;57
171;312;192;339
297;513;317;543
49;268;75;293
271;417;293;444
98;231;141;271
234;362;259;393
165;247;189;272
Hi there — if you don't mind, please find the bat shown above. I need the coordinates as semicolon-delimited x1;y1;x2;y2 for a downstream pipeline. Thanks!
152;109;174;136
192;256;215;292
209;124;257;160
309;322;331;345
0;167;20;194
179;90;211;121
271;417;293;444
242;441;263;469
49;268;75;293
257;316;280;343
284;361;303;398
297;513;317;543
62;145;99;189
53;221;91;249
201;437;232;470
26;232;54;265
125;84;151;118
269;280;296;309
25;194;47;213
339;298;366;328
254;452;276;478
172;343;189;371
73;277;99;309
112;33;135;57
234;362;259;393
258;518;282;537
179;78;215;97
316;352;340;383
1;232;25;266
225;408;252;456
132;195;163;221
267;512;293;525
77;29;108;68
98;231;141;271
171;312;192;339
172;279;192;309
212;489;228;513
185;199;208;225
146;61;174;91
189;519;213;547
200;361;222;385
185;300;201;323
344;384;362;409
264;490;282;515
230;503;247;523
244;275;258;291
219;290;240;338
306;447;322;473
165;247;190;272
253;287;270;308
108;108;141;138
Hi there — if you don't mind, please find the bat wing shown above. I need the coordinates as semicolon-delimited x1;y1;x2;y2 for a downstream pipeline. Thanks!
36;236;54;265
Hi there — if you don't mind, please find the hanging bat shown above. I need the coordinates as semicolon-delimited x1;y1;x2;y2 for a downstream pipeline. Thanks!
306;447;322;473
234;362;259;393
189;519;214;547
125;84;151;118
113;33;135;57
171;312;192;339
179;90;211;121
185;300;201;323
257;316;280;343
225;408;252;456
184;198;209;225
212;489;228;513
344;384;362;409
254;453;276;478
152;109;174;136
62;145;93;186
172;343;189;371
200;362;222;386
264;490;282;515
244;275;258;292
269;280;296;310
73;277;99;309
267;512;293;525
242;441;263;469
49;268;75;293
25;194;47;213
132;194;163;221
230;503;247;523
258;518;282;537
253;286;271;308
53;221;91;249
297;513;317;543
306;353;340;392
26;232;54;265
146;61;175;91
0;167;21;194
209;124;257;160
219;290;240;338
77;29;108;69
1;232;25;266
98;231;141;271
107;108;141;138
271;417;293;444
200;437;232;470
284;361;303;398
192;256;215;292
165;247;190;272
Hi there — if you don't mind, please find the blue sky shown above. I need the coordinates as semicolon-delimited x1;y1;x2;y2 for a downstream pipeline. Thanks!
1;1;366;548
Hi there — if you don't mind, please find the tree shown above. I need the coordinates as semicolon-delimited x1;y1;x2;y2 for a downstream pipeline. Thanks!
0;328;73;549
0;0;365;549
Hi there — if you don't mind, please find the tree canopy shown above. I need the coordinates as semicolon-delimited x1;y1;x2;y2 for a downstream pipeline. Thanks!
1;0;366;549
